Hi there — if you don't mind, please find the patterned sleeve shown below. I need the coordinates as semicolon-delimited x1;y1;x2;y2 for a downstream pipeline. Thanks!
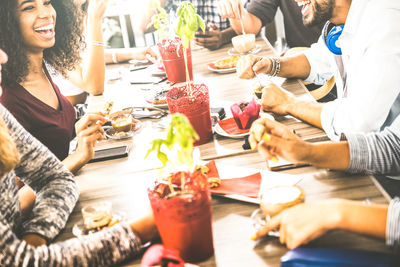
345;116;400;175
0;221;142;266
386;198;400;249
0;105;78;241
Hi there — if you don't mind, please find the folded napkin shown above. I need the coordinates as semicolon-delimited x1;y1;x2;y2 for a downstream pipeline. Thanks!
217;118;249;135
206;161;261;198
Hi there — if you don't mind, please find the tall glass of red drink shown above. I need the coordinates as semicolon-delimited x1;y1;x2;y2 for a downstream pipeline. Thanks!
148;171;214;262
166;83;212;145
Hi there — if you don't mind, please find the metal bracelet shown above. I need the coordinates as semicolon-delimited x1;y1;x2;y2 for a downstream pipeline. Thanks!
268;57;275;76
271;58;280;77
91;41;107;47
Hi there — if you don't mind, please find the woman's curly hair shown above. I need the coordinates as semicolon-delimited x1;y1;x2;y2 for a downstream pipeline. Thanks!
0;0;85;85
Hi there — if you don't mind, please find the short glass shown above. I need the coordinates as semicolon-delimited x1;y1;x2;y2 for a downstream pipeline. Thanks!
250;208;280;237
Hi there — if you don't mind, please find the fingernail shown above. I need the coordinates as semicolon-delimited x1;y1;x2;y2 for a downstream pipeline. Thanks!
250;142;256;150
263;133;271;142
271;157;279;162
250;234;258;241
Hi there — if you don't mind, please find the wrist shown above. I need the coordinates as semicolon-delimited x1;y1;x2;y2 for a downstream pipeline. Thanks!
221;28;237;45
282;95;297;115
328;199;348;230
129;212;158;243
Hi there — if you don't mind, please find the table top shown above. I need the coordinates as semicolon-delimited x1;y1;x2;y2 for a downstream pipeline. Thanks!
57;38;393;266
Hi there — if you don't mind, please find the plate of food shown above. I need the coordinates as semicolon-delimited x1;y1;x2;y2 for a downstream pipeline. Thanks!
145;89;170;108
73;201;127;236
207;55;240;74
214;123;250;138
228;43;262;56
104;113;142;140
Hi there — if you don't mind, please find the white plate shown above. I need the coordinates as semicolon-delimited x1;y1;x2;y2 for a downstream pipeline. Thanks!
214;123;249;139
145;100;169;109
228;43;262;56
72;211;127;237
104;121;142;140
148;64;167;77
215;112;274;139
207;63;236;74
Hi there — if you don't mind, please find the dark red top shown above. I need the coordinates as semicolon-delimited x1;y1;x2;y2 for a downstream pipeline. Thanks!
0;67;76;160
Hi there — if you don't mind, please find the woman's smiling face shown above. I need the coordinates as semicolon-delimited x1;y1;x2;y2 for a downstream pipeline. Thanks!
16;0;57;54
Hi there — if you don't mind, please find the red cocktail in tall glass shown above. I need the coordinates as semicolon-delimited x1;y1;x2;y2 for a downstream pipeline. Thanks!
148;171;214;262
158;37;193;83
166;83;212;145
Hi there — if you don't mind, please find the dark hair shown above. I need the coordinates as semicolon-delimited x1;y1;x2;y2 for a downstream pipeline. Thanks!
0;0;85;85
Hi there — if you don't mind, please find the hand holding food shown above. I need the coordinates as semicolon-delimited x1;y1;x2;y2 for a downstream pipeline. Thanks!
249;118;310;164
236;55;275;79
252;199;344;249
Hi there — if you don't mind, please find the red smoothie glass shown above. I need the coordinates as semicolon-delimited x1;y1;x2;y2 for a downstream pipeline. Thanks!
148;171;214;262
166;83;212;145
158;37;193;83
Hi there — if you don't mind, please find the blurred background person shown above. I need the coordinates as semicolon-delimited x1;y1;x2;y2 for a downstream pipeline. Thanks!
141;0;238;50
218;0;325;49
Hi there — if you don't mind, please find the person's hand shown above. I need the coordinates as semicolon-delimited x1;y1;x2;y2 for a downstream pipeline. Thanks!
75;112;107;136
23;234;47;247
252;199;344;249
87;0;110;22
194;24;224;50
218;0;245;20
129;210;159;243
261;83;295;115
249;118;310;163
131;47;159;62
74;113;107;163
236;55;273;79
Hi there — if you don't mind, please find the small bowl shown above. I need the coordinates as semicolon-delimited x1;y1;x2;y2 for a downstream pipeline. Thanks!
110;111;133;133
231;34;256;54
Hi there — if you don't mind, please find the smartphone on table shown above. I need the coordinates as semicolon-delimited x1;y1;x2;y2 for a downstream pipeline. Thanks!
89;145;130;163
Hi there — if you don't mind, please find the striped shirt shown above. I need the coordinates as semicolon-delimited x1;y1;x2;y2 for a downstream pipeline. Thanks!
345;115;400;249
0;105;142;266
165;0;230;31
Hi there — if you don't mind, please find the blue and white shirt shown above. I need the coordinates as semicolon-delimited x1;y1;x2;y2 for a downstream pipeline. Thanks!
346;114;400;248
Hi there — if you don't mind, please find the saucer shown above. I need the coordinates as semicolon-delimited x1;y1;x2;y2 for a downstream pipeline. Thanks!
104;121;142;140
228;44;262;56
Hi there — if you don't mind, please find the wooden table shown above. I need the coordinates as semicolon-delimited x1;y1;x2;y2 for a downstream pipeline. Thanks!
57;38;393;266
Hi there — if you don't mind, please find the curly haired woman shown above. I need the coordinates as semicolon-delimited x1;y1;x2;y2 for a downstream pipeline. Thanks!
0;48;158;265
0;0;106;173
